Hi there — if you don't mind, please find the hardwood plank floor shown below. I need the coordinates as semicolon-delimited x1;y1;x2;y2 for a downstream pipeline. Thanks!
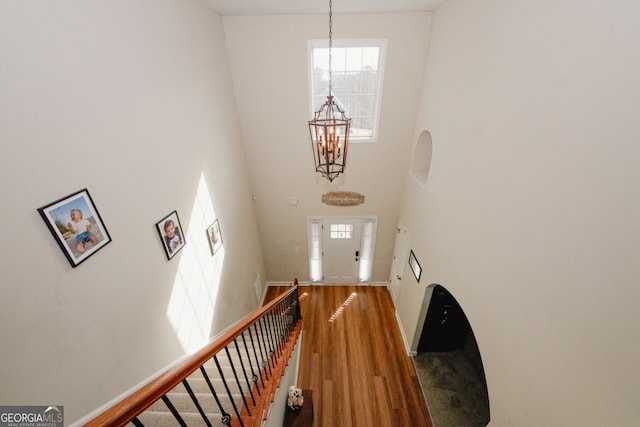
265;285;433;427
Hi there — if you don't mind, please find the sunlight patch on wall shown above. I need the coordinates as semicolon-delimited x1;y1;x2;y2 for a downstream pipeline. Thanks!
166;173;225;354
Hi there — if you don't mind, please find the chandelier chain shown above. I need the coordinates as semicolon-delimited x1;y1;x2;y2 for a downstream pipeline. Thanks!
328;0;333;97
308;0;350;183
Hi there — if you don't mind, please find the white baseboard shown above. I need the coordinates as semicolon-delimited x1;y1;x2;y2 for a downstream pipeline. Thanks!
370;281;390;287
267;280;310;286
267;281;389;287
394;308;415;357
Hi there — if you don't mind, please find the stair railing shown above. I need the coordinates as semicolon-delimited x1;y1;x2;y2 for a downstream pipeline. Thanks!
85;281;301;427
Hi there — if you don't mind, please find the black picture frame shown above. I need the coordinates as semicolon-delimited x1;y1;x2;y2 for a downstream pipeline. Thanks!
206;219;223;255
408;250;422;282
38;188;112;268
156;210;186;260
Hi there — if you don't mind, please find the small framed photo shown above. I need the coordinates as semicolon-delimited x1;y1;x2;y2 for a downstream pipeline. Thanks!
206;219;223;255
38;188;112;268
156;211;185;260
408;250;422;282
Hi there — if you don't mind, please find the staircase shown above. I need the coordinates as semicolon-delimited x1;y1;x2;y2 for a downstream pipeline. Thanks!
132;324;302;427
85;285;301;427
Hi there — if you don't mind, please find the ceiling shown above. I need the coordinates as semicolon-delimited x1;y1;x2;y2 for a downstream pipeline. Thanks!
200;0;446;16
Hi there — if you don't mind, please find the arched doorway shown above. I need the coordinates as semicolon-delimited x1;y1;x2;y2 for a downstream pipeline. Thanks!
414;284;490;426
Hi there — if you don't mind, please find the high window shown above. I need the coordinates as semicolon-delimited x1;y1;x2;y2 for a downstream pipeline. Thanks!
308;39;387;143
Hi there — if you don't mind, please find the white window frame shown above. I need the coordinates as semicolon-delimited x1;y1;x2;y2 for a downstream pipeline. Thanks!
308;39;388;143
307;218;323;283
358;217;377;283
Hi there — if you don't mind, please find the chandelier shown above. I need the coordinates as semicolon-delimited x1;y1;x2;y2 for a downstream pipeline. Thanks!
308;0;351;183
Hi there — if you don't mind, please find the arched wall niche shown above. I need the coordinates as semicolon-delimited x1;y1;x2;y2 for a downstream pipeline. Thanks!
410;129;433;188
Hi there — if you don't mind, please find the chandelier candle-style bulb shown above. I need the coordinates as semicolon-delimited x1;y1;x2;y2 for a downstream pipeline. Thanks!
309;96;351;182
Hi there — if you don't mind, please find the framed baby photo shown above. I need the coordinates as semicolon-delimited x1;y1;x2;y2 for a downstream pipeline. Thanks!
38;188;112;268
156;210;186;260
206;219;223;255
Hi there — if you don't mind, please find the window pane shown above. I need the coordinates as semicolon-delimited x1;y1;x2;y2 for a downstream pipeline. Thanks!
358;218;377;282
308;219;323;282
309;39;386;143
362;47;379;70
332;47;347;71
329;224;353;239
345;47;363;71
314;48;329;70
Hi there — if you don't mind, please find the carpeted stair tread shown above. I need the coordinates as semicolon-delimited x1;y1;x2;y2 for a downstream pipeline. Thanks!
131;410;227;427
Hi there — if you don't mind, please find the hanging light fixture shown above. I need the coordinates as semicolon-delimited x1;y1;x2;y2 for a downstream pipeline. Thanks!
308;0;351;183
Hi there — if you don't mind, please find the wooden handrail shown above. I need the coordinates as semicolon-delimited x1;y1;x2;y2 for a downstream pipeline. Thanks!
85;281;300;426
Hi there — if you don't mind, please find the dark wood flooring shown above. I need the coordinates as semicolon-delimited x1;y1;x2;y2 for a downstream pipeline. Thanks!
264;285;433;427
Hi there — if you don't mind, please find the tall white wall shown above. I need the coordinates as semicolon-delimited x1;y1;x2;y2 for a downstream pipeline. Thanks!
0;0;265;423
396;0;640;425
223;13;431;282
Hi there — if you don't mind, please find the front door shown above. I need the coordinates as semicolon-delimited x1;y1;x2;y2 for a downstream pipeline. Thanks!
322;218;362;284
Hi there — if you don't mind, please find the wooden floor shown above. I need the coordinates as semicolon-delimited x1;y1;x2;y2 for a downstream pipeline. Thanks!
265;285;433;427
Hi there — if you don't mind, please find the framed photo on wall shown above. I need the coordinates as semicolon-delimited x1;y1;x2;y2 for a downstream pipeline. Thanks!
207;219;223;255
38;188;112;268
156;211;185;260
408;250;422;282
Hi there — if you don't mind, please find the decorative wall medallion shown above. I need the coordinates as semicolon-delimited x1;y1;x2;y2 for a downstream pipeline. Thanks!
321;191;365;207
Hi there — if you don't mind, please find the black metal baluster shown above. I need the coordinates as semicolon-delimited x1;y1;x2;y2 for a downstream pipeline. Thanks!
161;395;187;427
274;300;287;350
293;294;300;324
131;417;144;427
199;365;233;427
282;299;292;335
271;305;284;357
263;313;278;361
234;338;257;405
224;346;251;415
285;297;295;328
214;353;246;425
251;323;268;382
285;296;295;335
249;325;270;383
290;293;300;327
266;311;280;359
182;378;212;427
257;318;274;374
276;302;287;350
241;331;262;394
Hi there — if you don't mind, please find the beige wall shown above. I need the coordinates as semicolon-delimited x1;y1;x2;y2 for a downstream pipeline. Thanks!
223;13;432;283
0;0;265;423
396;0;640;425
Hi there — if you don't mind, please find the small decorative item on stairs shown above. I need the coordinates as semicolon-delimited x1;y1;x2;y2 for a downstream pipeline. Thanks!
287;385;304;411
